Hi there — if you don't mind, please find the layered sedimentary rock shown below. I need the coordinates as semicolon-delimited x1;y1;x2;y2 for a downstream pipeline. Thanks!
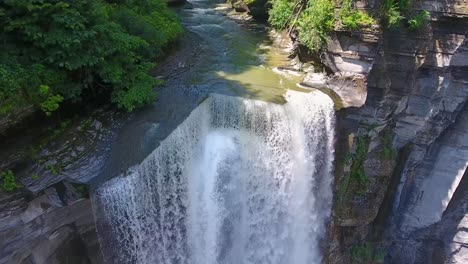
310;0;468;263
0;111;117;264
0;182;101;264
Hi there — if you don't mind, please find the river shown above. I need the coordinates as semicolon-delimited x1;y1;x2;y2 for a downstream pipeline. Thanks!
92;1;335;263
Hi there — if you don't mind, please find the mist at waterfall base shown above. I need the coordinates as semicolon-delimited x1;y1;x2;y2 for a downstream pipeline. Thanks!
93;91;335;264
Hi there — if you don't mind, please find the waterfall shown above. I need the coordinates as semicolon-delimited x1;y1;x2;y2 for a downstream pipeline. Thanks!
93;90;335;264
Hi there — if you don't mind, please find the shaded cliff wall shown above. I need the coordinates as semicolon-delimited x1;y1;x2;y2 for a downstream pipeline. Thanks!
316;0;468;263
0;110;118;263
0;182;102;264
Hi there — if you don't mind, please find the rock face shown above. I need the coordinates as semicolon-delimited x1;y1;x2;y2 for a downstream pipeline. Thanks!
298;0;468;263
388;105;468;263
228;0;270;20
0;109;119;263
0;182;102;264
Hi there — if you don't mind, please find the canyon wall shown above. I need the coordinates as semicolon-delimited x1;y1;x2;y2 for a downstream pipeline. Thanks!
311;0;468;263
0;182;102;264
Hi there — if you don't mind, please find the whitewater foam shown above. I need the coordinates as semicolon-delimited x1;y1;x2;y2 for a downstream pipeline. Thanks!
93;91;335;264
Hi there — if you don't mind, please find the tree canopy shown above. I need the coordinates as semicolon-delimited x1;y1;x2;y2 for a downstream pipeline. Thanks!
0;0;182;114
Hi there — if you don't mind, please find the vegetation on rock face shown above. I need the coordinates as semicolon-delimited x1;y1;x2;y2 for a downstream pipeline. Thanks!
352;243;385;263
382;0;430;29
337;135;369;201
340;0;375;30
267;0;429;51
408;10;430;31
0;0;182;115
268;0;335;51
269;0;374;51
382;0;404;27
1;170;20;192
73;183;90;198
297;0;335;52
381;130;397;159
268;0;296;29
350;136;368;193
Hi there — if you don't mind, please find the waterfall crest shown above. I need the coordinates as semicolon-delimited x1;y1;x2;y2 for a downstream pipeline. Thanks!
93;91;335;264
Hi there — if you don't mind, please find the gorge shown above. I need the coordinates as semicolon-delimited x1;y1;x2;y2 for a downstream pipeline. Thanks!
0;0;467;263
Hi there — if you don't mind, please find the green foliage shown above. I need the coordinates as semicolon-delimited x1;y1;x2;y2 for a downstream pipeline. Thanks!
349;136;368;194
342;12;375;29
42;97;61;115
381;0;403;27
31;174;39;180
352;243;373;263
408;10;429;30
268;0;296;29
340;0;376;30
0;0;182;115
111;0;183;59
352;243;385;263
1;170;20;192
338;135;369;200
381;0;429;29
111;70;159;111
0;63;68;115
73;183;90;198
45;164;62;175
398;0;411;12
297;0;335;51
381;131;397;159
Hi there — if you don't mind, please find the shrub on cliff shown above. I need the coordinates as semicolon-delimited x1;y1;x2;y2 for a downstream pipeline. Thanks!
408;10;430;30
268;0;335;51
297;0;335;51
340;0;376;30
382;0;403;27
268;0;296;29
1;170;20;192
0;0;182;114
382;0;430;29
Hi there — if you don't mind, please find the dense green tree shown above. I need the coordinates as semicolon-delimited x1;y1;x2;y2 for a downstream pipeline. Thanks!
268;0;336;51
268;0;296;29
0;0;182;114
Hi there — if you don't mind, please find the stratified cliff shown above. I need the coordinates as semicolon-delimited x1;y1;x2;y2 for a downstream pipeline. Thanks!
306;0;468;263
0;183;102;264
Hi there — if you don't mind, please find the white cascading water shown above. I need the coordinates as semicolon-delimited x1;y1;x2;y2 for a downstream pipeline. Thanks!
93;90;335;264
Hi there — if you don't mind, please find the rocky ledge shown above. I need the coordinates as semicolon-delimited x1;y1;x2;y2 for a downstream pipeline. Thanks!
0;182;102;264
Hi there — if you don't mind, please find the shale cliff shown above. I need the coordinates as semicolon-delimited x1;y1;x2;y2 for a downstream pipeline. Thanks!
299;0;468;263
